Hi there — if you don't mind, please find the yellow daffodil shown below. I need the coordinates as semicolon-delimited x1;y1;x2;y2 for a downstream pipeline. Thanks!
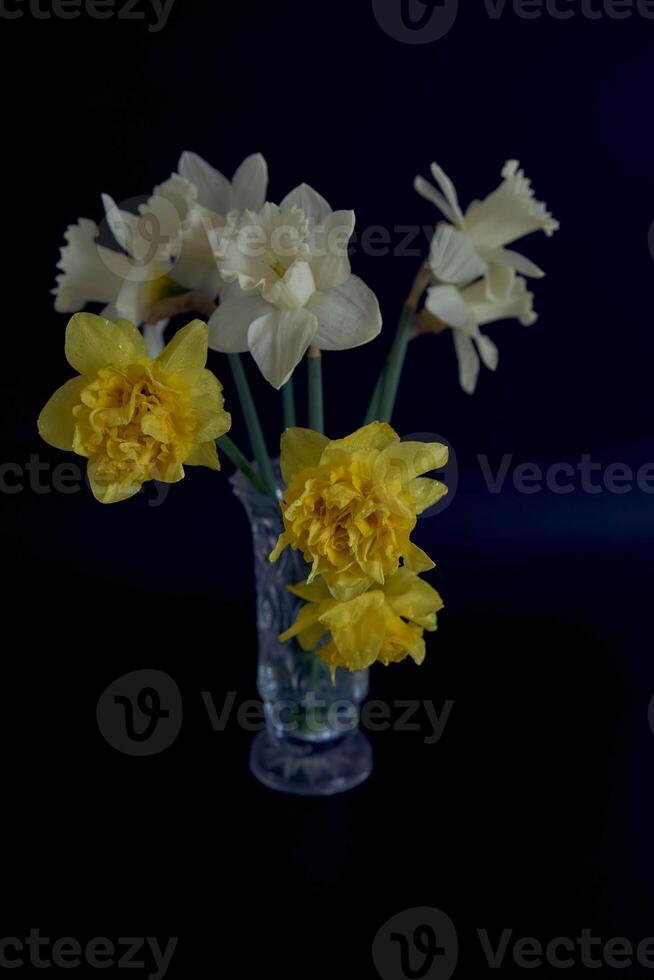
279;568;444;679
270;421;448;601
38;313;231;503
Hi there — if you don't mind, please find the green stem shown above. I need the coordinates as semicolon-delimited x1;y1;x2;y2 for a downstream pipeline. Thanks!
282;377;296;429
378;305;414;424
228;353;276;496
363;365;387;426
217;435;267;495
307;351;324;434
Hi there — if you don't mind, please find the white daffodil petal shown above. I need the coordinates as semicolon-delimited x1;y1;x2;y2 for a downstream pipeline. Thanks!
484;264;516;302
53;219;122;313
309;275;382;351
170;207;223;296
268;260;316;310
138;180;193;265
101;193;140;256
414;175;460;226
178;150;234;216
232;153;269;212
143;319;168;359
430;162;465;227
453;330;480;395
429;224;488;285
113;277;150;326
208;295;271;353
475;332;499;371
280;183;332;227
425;285;471;329
148;173;197;223
247;309;318;389
311;209;355;290
477;244;545;280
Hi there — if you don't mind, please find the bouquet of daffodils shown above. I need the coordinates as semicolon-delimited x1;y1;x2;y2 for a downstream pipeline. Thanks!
39;152;558;680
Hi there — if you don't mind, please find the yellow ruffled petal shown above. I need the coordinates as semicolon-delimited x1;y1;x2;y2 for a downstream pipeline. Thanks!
404;542;436;573
288;579;333;602
157;319;208;374
37;377;86;451
384;568;444;629
156;460;186;485
320;591;388;670
65;313;147;376
316;641;344;684
270;531;290;563
187;374;231;443
279;601;328;645
297;622;329;652
322;567;375;602
378;440;449;486
379;617;426;666
87;460;142;504
185;440;221;471
280;427;329;486
409;477;448;515
323;421;398;458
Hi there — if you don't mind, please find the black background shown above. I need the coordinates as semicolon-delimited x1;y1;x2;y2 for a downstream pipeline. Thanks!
3;0;654;976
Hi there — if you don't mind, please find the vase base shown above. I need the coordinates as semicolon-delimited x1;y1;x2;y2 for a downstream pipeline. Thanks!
249;730;373;796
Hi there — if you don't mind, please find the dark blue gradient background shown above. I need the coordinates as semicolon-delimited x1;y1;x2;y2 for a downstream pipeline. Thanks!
3;1;654;976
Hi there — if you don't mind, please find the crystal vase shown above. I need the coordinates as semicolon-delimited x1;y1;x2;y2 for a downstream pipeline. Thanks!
231;467;372;796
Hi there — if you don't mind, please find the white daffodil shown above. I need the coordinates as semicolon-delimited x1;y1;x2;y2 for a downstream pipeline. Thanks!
207;184;382;389
416;160;559;292
425;267;537;394
53;153;268;357
54;176;193;357
171;151;269;297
